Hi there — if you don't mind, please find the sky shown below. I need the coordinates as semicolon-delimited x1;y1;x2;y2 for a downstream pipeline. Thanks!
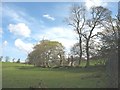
0;0;119;62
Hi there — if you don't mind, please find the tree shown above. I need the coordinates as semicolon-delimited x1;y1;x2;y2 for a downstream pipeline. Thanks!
16;58;20;63
70;43;84;66
0;56;3;62
99;27;118;87
12;58;15;63
81;6;111;67
66;4;86;65
100;17;118;45
28;40;65;67
93;7;119;87
5;56;9;62
70;43;80;57
97;15;119;58
70;55;74;66
97;15;119;87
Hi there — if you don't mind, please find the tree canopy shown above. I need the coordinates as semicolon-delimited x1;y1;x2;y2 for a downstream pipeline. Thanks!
28;40;65;67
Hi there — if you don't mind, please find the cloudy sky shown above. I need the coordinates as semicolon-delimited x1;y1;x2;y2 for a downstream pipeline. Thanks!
0;0;119;62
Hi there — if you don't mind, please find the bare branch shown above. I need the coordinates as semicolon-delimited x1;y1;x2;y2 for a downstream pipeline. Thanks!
90;34;98;38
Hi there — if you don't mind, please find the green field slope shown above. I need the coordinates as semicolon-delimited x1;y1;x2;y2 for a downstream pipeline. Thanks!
2;62;108;88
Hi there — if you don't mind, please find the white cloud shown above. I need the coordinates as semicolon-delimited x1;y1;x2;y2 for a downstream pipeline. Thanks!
33;27;78;53
85;0;108;10
8;23;31;37
43;14;55;21
3;41;8;47
15;39;33;53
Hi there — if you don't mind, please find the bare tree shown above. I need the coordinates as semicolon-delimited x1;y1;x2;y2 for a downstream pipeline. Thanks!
81;6;111;67
70;43;79;56
66;4;86;66
100;16;118;47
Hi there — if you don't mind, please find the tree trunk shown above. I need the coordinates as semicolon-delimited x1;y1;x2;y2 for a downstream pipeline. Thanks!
71;56;74;67
60;60;62;66
67;57;70;66
78;35;82;66
46;61;49;68
59;54;63;66
85;39;90;67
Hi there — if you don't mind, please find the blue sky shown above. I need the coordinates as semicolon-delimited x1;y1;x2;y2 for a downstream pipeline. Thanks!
0;1;119;62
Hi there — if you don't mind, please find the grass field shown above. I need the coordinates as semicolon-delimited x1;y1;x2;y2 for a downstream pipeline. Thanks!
2;62;108;88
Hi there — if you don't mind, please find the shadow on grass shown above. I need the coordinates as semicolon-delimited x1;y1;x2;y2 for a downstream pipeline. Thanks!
50;65;106;73
17;64;106;73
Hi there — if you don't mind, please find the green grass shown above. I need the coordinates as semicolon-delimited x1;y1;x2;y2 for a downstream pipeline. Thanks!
2;62;108;88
